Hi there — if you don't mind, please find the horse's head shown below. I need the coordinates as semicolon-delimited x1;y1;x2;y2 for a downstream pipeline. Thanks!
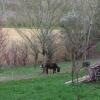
40;64;43;68
57;67;60;72
40;64;47;68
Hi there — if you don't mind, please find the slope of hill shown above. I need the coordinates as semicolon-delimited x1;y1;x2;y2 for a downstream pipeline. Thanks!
0;0;33;26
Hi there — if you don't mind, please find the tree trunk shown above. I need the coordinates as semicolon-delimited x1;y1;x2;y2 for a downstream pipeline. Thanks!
43;54;47;73
71;52;76;84
34;54;38;69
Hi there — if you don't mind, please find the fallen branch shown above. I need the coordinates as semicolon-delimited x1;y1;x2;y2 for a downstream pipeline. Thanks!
65;75;91;84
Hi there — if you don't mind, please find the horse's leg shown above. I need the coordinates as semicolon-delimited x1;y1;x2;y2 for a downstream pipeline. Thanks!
46;68;48;74
53;68;56;74
57;67;60;72
43;67;45;73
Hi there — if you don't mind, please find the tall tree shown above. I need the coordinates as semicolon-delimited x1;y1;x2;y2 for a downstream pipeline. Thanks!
17;0;65;71
60;0;98;83
0;0;8;66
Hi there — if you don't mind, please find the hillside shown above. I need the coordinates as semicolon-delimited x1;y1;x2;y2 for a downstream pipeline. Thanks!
0;0;33;25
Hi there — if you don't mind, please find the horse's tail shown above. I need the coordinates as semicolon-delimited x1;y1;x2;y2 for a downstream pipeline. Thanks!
57;66;60;72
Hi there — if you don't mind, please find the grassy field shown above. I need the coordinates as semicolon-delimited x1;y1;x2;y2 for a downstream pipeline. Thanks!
0;60;100;100
0;62;71;81
0;73;100;100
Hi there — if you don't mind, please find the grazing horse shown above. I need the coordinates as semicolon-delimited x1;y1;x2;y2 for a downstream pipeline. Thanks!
41;63;60;74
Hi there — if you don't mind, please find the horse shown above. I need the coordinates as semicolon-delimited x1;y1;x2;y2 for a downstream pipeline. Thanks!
41;63;60;74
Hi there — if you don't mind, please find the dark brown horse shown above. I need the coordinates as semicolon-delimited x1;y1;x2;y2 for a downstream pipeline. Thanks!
41;63;60;74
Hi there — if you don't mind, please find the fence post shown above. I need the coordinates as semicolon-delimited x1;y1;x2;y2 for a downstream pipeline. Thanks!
12;72;14;80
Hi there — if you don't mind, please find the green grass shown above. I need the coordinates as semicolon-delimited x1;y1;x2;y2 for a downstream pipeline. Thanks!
0;60;100;100
0;73;100;100
0;62;71;82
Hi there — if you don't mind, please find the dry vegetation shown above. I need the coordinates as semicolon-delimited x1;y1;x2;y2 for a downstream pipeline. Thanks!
3;28;65;65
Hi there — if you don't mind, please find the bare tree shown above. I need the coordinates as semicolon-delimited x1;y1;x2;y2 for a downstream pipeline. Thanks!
60;0;98;83
17;41;29;66
0;28;8;66
16;30;40;67
4;50;11;65
10;40;18;66
29;39;39;68
16;0;65;72
45;31;60;62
